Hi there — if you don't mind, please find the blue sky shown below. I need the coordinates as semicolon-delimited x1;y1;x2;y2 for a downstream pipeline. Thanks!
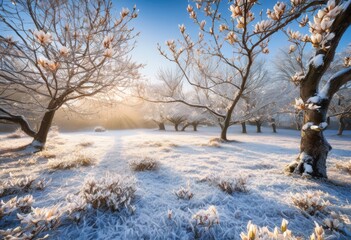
119;0;351;80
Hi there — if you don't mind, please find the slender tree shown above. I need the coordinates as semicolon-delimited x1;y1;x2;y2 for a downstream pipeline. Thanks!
157;0;327;141
0;0;141;150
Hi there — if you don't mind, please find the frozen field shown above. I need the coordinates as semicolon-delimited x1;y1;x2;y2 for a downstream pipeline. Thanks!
0;126;350;239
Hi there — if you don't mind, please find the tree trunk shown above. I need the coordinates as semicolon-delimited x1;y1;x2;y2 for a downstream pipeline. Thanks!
174;124;179;131
220;123;229;141
256;121;262;133
271;119;277;133
158;122;165;131
192;123;198;131
286;3;351;178
286;104;331;178
32;110;56;150
272;123;277;133
337;116;345;136
241;122;247;134
181;123;190;131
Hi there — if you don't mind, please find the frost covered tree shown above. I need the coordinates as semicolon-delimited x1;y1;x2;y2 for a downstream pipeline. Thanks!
0;0;140;150
167;114;186;132
180;107;208;131
165;103;190;131
285;0;351;178
275;37;351;133
157;0;327;141
239;77;288;133
143;103;167;130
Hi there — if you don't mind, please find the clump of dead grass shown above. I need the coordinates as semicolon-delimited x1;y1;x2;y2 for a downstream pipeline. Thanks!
36;150;56;159
80;173;136;212
78;141;94;148
129;157;159;171
94;126;106;132
18;157;38;166
0;176;49;197
336;160;351;174
201;138;224;147
48;153;95;170
174;181;194;200
201;173;249;194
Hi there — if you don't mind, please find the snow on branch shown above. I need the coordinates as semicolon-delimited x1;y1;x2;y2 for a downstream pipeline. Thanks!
319;67;351;100
309;54;324;68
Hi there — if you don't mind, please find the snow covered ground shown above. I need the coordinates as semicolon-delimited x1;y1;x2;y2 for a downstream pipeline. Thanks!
1;125;351;239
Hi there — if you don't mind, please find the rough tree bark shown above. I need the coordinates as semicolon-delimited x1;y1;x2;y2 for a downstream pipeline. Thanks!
293;99;331;178
286;2;351;178
33;110;56;147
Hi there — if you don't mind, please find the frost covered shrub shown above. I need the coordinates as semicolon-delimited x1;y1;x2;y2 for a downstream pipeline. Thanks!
202;174;248;194
81;173;136;212
18;157;37;166
36;150;56;159
0;176;48;197
16;195;34;214
48;154;95;170
0;197;17;219
129;157;158;171
291;190;330;215
65;194;88;222
1;202;64;240
174;182;194;200
0;195;34;219
7;128;26;139
336;160;351;174
205;138;224;147
218;176;248;194
240;219;325;240
149;142;162;147
14;204;63;239
167;143;178;147
18;205;62;227
64;174;137;221
323;211;347;232
94;126;106;132
192;205;219;228
78;141;94;148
